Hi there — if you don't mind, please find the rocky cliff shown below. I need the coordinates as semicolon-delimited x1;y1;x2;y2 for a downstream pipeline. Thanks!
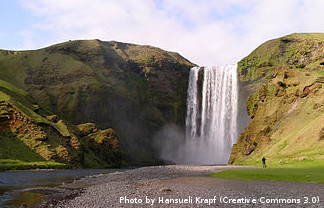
230;33;324;165
0;40;194;167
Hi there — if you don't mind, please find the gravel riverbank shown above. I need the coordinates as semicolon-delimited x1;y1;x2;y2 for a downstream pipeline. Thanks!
35;165;323;207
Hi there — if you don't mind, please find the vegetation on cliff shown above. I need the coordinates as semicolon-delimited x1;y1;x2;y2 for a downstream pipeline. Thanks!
230;33;324;165
0;40;194;168
0;93;121;170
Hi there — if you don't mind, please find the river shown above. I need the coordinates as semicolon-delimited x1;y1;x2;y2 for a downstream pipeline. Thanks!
0;168;123;207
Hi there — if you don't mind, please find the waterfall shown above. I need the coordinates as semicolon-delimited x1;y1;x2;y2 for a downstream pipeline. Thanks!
184;64;238;164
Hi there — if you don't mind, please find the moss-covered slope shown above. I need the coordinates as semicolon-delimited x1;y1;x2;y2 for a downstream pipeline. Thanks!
0;80;121;169
0;40;194;166
230;33;324;165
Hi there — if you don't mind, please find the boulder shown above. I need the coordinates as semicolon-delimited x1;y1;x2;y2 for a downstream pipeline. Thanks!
46;115;58;122
77;123;98;136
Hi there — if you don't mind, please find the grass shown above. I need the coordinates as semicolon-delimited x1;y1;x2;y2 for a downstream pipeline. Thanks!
209;163;324;183
238;33;324;82
0;159;69;171
232;32;324;165
0;132;44;161
0;79;28;97
0;80;50;124
2;39;195;170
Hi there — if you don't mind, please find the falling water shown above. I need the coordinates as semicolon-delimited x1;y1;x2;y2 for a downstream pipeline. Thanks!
184;64;238;164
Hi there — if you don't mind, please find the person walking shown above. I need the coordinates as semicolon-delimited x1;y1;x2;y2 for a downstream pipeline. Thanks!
262;157;266;168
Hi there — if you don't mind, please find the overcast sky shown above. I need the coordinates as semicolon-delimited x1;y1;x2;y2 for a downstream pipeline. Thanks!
1;0;324;65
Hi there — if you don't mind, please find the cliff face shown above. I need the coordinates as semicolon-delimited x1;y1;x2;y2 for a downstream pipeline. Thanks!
0;99;121;168
0;40;194;166
230;33;324;165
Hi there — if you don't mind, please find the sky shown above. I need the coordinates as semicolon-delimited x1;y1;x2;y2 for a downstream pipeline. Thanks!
1;0;324;65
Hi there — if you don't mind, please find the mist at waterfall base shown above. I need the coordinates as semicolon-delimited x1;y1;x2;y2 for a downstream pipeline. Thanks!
154;65;238;165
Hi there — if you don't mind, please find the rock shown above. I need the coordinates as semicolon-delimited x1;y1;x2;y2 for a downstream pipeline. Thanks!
32;131;47;141
159;188;172;192
77;123;98;136
56;120;71;137
46;115;58;122
32;104;40;113
320;127;324;141
302;84;313;97
83;128;121;167
55;145;71;162
313;103;321;109
277;81;287;88
0;102;11;122
69;135;81;151
316;77;324;83
0;100;121;168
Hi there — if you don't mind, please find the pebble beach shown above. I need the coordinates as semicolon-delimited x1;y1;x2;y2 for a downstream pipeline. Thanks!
35;165;323;208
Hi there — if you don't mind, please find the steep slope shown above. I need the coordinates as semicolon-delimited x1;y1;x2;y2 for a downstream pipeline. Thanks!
230;33;324;165
0;40;194;165
0;79;121;169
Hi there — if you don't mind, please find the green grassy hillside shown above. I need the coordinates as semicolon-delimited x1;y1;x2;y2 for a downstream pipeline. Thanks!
0;40;194;167
230;33;324;165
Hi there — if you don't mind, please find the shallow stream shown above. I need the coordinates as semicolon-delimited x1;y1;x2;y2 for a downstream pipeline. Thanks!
0;168;122;207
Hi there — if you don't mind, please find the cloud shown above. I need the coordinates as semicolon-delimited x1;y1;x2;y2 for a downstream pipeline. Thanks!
19;30;37;49
19;0;324;65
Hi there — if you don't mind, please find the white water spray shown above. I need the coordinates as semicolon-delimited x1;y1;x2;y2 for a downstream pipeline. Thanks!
184;64;238;164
